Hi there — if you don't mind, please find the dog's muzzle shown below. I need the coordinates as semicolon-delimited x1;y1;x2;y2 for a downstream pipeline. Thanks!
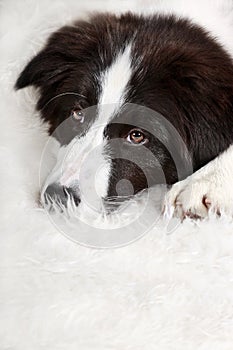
43;183;80;207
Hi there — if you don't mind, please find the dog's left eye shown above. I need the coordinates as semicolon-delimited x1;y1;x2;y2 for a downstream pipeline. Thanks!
127;129;148;145
70;108;85;123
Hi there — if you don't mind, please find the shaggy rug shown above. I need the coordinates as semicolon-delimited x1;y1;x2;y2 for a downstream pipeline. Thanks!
1;0;233;349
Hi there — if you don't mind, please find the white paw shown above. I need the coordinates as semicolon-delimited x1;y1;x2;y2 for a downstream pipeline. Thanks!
163;168;233;220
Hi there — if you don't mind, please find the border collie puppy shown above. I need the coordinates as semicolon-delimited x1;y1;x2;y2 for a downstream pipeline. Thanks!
15;12;233;219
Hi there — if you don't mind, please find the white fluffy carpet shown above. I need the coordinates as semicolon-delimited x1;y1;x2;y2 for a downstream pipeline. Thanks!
1;0;233;349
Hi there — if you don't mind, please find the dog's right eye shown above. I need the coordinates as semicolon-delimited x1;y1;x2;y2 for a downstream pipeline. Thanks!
70;107;85;123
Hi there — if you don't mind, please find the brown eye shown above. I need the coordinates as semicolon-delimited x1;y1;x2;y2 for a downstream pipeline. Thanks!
127;129;147;145
70;108;85;122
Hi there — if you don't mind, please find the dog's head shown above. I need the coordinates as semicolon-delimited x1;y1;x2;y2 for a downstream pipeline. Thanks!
15;13;233;211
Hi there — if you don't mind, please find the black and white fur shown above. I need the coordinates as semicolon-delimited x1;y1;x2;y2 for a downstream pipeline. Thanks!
15;12;233;218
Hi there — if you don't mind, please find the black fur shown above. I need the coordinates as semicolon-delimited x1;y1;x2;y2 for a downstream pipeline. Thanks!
15;12;233;200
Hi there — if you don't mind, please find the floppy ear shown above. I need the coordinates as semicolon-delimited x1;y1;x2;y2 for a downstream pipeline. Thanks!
15;19;97;91
15;49;72;90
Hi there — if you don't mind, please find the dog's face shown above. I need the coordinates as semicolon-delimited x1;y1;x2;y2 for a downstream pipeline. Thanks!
16;13;233;210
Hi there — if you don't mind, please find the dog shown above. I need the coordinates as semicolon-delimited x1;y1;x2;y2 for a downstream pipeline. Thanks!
15;12;233;219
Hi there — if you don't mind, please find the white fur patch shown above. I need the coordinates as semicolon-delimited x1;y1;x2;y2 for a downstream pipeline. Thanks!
98;43;132;113
164;145;233;218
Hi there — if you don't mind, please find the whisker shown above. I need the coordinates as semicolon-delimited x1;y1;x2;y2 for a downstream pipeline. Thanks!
41;92;87;110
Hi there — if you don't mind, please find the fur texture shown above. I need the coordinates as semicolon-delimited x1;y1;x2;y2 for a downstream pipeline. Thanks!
15;12;233;210
1;0;233;349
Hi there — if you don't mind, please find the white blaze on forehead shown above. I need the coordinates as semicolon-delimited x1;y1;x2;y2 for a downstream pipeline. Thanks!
43;44;133;209
97;43;133;125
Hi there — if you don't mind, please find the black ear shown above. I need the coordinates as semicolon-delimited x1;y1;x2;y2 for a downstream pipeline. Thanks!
15;49;72;90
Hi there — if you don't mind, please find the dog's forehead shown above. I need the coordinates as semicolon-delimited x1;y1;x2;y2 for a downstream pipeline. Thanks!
99;43;132;106
97;43;133;125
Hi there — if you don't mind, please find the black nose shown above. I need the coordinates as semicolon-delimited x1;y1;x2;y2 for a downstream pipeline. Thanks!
44;183;80;207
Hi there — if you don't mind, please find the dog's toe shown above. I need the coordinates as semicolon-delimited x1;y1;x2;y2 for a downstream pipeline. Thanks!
163;169;233;220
